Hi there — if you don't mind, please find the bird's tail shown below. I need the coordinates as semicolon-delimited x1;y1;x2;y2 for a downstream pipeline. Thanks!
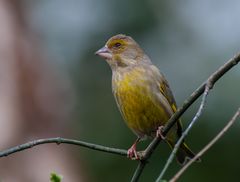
167;140;201;165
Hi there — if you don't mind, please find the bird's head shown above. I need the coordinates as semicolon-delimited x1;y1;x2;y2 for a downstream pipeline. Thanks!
96;34;149;69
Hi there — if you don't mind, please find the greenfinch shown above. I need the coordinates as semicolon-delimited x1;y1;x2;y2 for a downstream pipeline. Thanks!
96;34;198;165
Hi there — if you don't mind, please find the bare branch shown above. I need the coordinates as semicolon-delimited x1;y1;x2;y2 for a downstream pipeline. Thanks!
130;161;147;182
0;137;127;158
156;84;210;182
170;108;240;182
131;52;240;181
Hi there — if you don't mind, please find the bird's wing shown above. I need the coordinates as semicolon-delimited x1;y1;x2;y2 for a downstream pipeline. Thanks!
159;75;177;112
149;65;177;112
150;65;183;136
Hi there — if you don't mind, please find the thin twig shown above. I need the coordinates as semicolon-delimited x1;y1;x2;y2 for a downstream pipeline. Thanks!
170;108;240;182
131;161;147;182
0;137;127;158
156;85;210;182
131;52;240;181
130;134;162;181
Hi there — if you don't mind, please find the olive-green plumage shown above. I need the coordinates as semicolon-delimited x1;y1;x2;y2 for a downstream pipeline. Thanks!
96;34;198;165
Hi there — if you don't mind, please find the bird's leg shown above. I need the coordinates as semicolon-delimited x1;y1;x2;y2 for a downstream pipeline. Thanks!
127;137;140;160
156;126;166;140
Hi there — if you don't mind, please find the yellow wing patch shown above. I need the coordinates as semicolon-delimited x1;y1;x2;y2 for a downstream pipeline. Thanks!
159;82;177;113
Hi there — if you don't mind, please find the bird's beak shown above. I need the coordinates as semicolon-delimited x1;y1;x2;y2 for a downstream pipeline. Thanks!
95;46;112;60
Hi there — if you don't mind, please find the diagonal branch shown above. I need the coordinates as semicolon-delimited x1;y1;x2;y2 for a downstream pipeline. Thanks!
130;52;240;181
156;83;210;182
170;107;240;182
0;137;127;158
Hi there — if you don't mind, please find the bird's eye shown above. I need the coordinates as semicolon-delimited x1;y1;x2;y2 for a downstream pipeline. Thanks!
114;42;122;48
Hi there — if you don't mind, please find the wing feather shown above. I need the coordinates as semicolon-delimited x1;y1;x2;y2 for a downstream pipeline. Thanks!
150;65;183;137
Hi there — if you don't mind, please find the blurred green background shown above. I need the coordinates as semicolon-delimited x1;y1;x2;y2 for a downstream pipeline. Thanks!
1;0;240;181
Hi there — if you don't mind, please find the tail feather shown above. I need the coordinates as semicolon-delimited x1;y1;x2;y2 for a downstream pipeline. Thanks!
167;141;201;165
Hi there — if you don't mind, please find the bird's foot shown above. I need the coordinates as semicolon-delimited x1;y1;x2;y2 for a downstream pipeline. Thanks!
127;143;139;160
156;126;166;140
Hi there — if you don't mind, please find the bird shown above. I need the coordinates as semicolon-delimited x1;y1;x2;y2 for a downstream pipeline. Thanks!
95;34;199;165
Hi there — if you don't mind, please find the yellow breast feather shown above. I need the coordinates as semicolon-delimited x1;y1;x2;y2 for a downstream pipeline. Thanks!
113;66;172;137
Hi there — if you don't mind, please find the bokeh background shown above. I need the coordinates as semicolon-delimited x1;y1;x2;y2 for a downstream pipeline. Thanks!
0;0;239;181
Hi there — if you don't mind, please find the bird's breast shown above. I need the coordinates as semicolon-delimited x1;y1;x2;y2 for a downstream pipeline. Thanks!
112;68;170;137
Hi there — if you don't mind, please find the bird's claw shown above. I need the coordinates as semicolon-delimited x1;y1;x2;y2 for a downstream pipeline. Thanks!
127;144;139;160
156;126;166;140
